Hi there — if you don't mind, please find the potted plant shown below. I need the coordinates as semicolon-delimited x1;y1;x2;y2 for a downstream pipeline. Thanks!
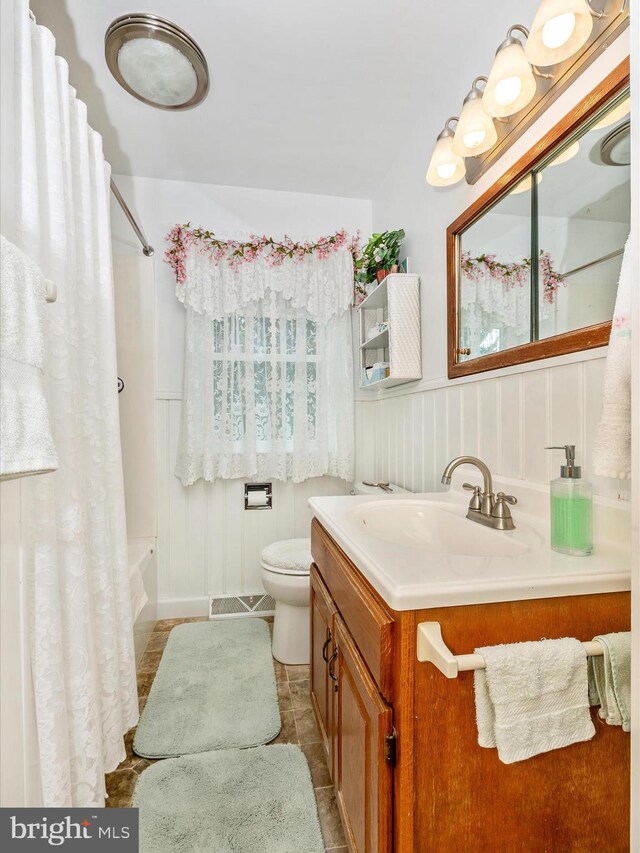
357;229;405;291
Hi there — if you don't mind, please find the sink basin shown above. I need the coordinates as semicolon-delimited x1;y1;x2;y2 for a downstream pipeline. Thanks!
347;500;531;557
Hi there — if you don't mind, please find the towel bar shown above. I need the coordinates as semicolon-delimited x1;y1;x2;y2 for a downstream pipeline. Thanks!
416;621;604;679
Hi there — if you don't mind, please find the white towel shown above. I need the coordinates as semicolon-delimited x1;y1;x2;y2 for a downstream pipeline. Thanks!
474;638;595;764
0;235;58;479
588;632;631;732
592;237;631;478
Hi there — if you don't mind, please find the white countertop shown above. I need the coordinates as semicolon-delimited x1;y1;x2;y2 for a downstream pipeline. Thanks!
309;473;631;611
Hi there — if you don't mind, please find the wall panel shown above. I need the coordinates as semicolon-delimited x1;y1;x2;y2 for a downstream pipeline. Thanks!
357;357;626;503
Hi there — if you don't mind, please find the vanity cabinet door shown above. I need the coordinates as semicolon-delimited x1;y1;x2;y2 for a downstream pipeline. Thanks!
334;614;393;853
310;564;336;774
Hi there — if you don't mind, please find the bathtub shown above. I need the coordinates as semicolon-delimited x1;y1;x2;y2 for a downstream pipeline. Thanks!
129;537;157;666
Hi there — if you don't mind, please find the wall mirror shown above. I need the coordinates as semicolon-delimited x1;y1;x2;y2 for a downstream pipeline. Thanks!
447;60;630;378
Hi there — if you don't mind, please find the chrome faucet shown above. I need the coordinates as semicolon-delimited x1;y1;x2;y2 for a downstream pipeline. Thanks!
441;456;517;531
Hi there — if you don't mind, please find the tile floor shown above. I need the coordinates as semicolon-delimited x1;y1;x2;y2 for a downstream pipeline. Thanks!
106;616;347;853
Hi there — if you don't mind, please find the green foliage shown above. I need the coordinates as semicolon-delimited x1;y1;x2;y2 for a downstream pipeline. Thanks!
355;229;405;284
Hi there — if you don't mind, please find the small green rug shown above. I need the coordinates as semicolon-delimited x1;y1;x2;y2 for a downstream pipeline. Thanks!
133;744;324;853
133;619;281;758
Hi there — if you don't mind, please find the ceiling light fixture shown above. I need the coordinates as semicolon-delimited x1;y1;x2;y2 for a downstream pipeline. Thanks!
426;117;466;187
483;26;544;119
452;78;498;158
105;13;209;110
600;121;630;166
524;0;602;67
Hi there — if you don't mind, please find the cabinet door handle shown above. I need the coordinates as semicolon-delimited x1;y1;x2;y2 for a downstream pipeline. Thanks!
328;648;338;691
322;631;332;663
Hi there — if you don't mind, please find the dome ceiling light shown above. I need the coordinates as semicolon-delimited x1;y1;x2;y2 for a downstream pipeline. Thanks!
105;13;209;110
600;121;631;167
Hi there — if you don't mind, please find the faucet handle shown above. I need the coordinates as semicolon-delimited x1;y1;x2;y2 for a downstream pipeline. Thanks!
495;491;517;505
463;483;482;512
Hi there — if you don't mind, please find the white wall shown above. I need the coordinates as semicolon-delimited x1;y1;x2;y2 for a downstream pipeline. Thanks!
111;175;372;615
359;27;630;504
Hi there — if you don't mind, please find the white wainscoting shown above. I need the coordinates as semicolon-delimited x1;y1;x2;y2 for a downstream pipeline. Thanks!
356;356;629;502
156;398;350;616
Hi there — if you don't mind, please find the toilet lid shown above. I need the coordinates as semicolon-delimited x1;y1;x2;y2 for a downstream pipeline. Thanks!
261;538;312;575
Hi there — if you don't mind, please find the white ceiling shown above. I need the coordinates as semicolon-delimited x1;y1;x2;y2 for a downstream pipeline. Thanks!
30;0;537;198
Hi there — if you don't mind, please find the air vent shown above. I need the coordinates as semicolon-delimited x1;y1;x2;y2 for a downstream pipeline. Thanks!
209;593;275;620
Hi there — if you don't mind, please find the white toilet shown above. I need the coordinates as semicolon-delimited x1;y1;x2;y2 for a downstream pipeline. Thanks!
261;482;408;665
261;538;313;665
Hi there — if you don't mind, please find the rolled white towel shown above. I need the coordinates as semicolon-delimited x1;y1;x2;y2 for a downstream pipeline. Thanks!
0;234;58;479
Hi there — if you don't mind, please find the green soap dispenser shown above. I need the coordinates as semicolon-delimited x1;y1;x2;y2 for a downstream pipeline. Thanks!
546;445;593;556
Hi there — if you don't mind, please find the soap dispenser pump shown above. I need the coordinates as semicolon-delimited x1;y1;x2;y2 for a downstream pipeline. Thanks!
545;445;593;556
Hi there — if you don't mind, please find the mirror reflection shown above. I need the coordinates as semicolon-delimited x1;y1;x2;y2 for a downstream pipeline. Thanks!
457;90;630;363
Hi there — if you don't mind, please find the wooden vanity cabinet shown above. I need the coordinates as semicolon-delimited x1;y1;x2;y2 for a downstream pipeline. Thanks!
310;565;336;773
310;517;631;853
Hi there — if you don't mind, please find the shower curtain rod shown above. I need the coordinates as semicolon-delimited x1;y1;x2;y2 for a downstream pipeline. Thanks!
110;178;154;257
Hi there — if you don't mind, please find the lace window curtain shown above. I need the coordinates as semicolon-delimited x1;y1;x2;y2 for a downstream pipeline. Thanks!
460;258;551;355
176;247;355;485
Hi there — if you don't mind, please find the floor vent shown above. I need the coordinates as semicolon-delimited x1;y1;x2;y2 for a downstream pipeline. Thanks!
209;593;275;620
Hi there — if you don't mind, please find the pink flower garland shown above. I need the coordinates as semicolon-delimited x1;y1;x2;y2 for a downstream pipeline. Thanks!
165;223;361;286
461;251;566;304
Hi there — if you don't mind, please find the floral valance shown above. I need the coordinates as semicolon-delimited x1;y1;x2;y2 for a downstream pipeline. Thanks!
165;225;358;322
461;250;566;304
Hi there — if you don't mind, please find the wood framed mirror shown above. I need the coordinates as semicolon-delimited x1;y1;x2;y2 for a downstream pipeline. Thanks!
447;58;630;379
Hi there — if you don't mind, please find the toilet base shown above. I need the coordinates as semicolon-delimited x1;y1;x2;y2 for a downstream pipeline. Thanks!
271;600;310;665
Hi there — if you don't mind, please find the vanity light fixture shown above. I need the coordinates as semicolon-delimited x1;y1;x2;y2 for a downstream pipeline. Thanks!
452;78;498;158
548;139;580;166
524;0;603;67
592;95;630;130
426;117;466;186
105;13;209;109
509;172;543;195
483;26;542;119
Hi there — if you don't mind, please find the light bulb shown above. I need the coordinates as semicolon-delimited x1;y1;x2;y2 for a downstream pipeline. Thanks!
541;12;576;48
483;37;537;119
426;125;466;187
453;84;497;157
495;76;522;106
436;162;457;180
463;129;486;150
525;0;593;67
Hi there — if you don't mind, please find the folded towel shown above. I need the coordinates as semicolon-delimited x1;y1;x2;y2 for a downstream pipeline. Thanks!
474;638;595;764
592;237;631;479
588;632;631;732
0;235;58;480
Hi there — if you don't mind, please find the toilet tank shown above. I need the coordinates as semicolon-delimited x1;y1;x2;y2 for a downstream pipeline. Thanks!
352;481;410;495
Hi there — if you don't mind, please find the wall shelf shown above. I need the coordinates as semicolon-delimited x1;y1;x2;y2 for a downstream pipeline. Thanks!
358;273;421;390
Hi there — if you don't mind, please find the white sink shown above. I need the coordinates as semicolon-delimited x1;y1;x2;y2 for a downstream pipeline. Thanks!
347;499;532;558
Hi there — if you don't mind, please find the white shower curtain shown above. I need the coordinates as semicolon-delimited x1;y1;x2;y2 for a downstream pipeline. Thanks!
14;1;138;806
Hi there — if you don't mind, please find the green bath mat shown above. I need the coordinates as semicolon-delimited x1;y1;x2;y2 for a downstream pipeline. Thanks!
133;619;281;758
133;744;324;853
